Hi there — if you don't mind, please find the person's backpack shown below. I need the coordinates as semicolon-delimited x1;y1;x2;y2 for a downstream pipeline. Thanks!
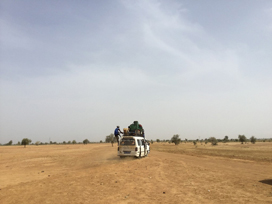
114;128;119;136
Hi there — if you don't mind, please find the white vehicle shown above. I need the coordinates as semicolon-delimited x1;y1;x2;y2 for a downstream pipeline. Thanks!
118;136;150;158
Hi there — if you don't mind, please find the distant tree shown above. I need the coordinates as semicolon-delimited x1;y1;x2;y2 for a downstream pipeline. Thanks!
250;136;256;144
35;141;40;146
223;136;229;143
50;141;53;144
63;141;66;144
21;138;32;148
185;138;188;143
238;135;247;144
83;139;90;145
72;140;77;144
17;141;20;145
171;134;181;145
156;139;160;143
6;140;12;145
151;140;153;144
209;137;218;146
193;141;197;145
100;140;103;143
105;134;115;143
68;141;71;144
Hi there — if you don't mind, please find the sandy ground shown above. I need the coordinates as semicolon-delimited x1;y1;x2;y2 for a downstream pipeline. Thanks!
0;143;272;204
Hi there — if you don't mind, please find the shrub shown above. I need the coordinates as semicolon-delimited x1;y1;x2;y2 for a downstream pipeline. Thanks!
5;140;12;145
250;136;256;144
105;134;116;143
238;135;247;144
223;136;229;143
21;138;32;148
209;137;218;146
171;134;181;145
83;139;90;145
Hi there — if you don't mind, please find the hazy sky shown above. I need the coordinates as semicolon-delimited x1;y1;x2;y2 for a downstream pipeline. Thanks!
1;0;271;143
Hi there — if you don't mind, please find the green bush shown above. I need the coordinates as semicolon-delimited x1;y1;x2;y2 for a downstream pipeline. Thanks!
83;139;90;145
105;134;115;143
171;134;181;145
238;135;247;144
5;140;12;145
250;136;256;144
21;138;32;148
209;137;218;146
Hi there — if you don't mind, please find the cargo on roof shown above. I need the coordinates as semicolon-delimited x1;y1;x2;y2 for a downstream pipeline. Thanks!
123;121;145;137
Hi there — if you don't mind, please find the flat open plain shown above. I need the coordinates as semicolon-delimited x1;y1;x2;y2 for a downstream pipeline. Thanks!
0;142;271;203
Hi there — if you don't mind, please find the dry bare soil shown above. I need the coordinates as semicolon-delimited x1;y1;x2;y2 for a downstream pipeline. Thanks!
0;142;271;204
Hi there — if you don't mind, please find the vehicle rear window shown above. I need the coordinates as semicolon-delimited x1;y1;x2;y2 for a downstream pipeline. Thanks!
120;138;135;145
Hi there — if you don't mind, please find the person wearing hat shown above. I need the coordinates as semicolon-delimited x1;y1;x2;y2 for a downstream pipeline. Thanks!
114;126;123;145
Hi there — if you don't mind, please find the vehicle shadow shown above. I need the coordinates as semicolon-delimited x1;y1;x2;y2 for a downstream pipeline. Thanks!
107;155;136;162
259;179;272;186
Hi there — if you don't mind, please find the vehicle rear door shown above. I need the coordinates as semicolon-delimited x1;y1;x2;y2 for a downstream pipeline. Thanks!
137;139;142;156
141;139;146;155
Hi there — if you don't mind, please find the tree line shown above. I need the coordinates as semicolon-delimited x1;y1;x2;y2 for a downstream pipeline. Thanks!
155;135;270;146
0;138;104;147
1;134;271;148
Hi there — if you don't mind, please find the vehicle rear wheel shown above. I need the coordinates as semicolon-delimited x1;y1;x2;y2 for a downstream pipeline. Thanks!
120;156;125;159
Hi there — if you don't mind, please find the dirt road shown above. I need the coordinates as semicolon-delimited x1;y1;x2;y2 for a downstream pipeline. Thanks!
0;144;271;203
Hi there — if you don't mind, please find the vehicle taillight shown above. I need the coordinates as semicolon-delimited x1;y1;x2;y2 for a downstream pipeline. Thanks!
135;147;138;151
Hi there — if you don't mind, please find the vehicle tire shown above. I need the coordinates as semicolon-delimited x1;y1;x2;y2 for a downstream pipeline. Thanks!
120;156;125;159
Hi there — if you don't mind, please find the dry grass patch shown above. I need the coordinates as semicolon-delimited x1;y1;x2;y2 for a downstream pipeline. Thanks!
151;142;272;162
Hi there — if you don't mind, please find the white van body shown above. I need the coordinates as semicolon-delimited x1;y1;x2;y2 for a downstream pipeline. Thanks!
118;136;149;158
